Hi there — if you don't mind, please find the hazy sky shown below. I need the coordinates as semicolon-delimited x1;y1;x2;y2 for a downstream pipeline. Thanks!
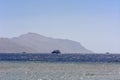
0;0;120;53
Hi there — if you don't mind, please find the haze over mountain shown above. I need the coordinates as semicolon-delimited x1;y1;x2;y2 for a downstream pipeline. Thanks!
0;33;92;53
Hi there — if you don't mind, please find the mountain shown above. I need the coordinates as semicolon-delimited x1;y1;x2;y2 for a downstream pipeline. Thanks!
0;32;93;53
0;38;34;53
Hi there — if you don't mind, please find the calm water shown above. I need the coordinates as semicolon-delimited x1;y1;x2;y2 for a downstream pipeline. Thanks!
0;61;120;80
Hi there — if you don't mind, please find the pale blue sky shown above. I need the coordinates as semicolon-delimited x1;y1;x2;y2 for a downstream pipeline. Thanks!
0;0;120;53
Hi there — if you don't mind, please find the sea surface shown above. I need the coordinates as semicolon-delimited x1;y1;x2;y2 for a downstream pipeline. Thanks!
0;61;120;80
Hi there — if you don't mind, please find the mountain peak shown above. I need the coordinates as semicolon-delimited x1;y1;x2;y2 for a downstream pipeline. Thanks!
21;32;44;37
16;32;47;40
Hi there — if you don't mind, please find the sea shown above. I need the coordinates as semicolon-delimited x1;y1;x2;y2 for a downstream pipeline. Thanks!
0;53;120;80
0;61;120;80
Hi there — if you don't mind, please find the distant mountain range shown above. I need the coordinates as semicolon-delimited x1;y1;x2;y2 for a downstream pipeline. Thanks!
0;32;93;53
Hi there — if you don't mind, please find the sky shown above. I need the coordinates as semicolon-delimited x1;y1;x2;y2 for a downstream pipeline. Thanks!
0;0;120;53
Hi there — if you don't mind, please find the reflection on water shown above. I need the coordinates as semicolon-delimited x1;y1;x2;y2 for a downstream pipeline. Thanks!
0;61;120;80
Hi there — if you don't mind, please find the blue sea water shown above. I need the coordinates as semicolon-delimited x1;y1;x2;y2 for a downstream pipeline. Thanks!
0;61;120;80
0;53;120;62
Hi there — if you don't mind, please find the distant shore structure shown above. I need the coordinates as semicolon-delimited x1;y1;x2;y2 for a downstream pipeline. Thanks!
51;50;61;54
22;52;27;54
106;52;110;54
